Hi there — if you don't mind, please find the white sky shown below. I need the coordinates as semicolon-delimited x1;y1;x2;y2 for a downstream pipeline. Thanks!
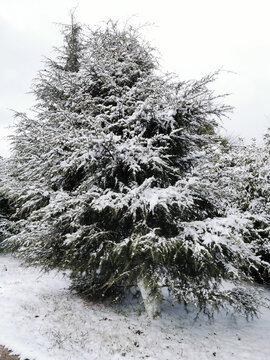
1;0;270;157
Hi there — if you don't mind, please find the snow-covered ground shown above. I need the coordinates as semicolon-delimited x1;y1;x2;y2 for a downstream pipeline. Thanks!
0;254;269;360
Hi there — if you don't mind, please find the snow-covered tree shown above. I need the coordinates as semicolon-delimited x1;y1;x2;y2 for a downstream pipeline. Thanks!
3;20;268;317
203;133;270;284
0;158;16;246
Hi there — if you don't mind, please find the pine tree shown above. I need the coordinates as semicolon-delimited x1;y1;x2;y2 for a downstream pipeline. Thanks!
3;20;268;317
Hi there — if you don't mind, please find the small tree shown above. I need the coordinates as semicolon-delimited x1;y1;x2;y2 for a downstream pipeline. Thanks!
3;20;268;317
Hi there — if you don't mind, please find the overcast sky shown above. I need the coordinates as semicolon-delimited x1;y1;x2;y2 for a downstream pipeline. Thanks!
1;0;270;157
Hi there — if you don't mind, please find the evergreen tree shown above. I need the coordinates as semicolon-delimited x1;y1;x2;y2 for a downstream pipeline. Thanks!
0;158;16;246
3;20;268;317
203;134;270;284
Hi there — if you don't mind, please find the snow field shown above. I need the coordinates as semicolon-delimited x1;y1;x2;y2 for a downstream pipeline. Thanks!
0;254;269;360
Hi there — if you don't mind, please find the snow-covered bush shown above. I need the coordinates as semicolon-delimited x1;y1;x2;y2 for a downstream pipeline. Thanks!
3;19;269;317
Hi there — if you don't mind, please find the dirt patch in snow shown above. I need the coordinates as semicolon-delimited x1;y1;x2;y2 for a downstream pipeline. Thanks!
0;346;20;360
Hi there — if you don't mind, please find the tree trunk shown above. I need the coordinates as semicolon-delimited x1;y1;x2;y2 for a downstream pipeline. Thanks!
138;279;161;318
